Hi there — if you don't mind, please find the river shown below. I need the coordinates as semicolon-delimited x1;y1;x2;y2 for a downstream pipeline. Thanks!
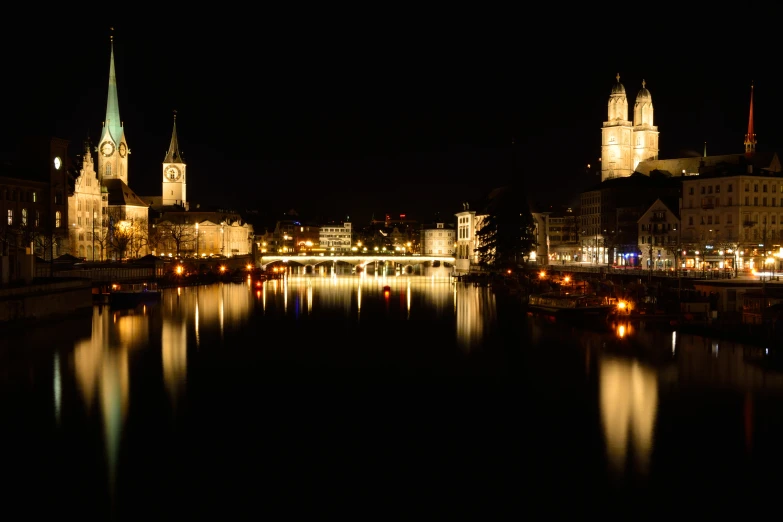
1;274;781;519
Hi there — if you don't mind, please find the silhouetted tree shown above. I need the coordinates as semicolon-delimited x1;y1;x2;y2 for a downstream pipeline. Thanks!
475;184;536;270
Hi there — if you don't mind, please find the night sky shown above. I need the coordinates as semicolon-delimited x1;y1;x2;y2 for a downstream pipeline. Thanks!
3;19;780;225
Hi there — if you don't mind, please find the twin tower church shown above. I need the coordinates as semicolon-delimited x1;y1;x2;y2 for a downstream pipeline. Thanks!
601;73;659;181
599;73;762;183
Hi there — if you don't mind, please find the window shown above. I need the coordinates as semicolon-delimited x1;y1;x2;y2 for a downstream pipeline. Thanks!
701;187;706;195
728;184;733;192
754;184;759;192
106;164;111;177
35;211;39;227
708;186;713;194
745;183;750;192
689;187;694;195
716;185;721;193
7;209;12;225
688;217;693;225
55;211;61;228
21;208;27;226
764;185;768;193
774;198;777;207
773;216;778;225
745;196;750;205
32;192;37;202
754;197;758;206
728;197;733;206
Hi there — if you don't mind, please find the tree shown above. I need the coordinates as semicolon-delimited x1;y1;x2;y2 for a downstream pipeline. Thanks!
475;185;537;270
158;221;195;257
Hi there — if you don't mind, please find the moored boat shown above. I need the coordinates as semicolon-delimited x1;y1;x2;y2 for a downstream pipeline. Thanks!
527;292;619;318
108;282;162;308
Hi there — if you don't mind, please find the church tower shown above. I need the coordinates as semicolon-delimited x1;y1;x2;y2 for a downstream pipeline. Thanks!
601;73;633;181
97;28;129;185
632;79;659;171
744;82;756;156
162;111;187;209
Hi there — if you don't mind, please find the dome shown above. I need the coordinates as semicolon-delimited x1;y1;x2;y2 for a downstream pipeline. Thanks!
636;79;651;101
611;73;625;95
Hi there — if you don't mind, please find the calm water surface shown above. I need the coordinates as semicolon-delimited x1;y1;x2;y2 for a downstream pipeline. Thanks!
2;274;782;518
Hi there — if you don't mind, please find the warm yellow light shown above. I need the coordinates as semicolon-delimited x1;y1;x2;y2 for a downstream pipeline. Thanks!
564;276;570;283
246;264;252;270
219;266;226;272
617;301;627;310
176;266;183;275
539;271;546;278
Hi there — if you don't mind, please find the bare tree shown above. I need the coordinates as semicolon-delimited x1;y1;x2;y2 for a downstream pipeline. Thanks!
158;221;195;257
147;224;165;256
131;219;150;258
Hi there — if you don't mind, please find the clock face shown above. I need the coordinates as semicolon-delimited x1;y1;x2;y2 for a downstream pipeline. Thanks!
165;166;180;181
118;143;127;157
100;141;115;157
53;156;61;170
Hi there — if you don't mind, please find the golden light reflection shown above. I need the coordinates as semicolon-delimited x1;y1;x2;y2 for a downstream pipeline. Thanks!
407;280;411;319
161;319;187;409
307;281;313;313
456;284;496;354
73;307;131;493
599;354;658;476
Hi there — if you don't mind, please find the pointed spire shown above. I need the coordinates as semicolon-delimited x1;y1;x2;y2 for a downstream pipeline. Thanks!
704;141;707;158
102;27;122;145
164;110;183;163
745;81;756;155
616;72;620;83
642;79;646;89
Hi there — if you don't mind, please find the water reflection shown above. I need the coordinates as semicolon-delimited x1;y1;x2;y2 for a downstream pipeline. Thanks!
456;285;496;353
72;307;139;493
599;354;658;476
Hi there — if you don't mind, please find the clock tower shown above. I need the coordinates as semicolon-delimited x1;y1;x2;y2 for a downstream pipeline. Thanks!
162;111;187;209
97;29;129;185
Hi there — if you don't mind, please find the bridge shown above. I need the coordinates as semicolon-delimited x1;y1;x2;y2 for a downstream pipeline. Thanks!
258;255;455;274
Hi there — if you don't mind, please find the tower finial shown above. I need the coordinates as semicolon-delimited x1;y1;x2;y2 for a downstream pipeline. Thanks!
704;141;707;158
616;72;620;83
173;109;177;121
110;26;114;43
745;81;756;155
642;79;646;89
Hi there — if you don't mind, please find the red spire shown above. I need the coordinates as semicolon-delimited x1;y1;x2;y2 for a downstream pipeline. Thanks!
745;82;756;155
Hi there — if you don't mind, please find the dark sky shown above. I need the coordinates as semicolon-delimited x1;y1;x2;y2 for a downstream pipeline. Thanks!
3;19;780;225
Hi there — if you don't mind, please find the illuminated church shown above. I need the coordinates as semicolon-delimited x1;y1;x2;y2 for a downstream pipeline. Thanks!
601;73;659;182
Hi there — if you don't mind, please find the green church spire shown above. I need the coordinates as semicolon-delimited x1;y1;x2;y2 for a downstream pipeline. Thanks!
101;27;123;146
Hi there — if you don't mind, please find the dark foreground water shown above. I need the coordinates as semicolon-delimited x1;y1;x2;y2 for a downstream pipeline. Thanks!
2;274;783;519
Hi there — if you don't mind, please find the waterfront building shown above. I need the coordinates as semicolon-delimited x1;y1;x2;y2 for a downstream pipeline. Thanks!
531;207;580;265
0;136;70;280
637;197;681;270
68;140;107;261
580;172;681;265
319;222;352;253
454;204;486;273
420;222;455;256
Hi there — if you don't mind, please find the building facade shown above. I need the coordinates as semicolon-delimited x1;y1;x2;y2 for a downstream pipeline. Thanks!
454;207;485;272
637;198;681;270
68;141;107;260
319;222;352;253
420;222;455;256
